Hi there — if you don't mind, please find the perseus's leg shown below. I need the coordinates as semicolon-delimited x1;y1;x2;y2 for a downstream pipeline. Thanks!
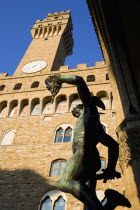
60;179;103;210
59;150;104;209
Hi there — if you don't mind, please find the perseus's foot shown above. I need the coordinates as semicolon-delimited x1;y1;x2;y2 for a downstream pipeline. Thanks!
103;189;131;209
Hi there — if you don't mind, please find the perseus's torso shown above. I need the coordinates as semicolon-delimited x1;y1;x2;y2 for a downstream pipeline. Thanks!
72;106;100;153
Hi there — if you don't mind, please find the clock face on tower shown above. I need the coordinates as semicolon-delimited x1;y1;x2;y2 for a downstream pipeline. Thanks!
22;61;47;73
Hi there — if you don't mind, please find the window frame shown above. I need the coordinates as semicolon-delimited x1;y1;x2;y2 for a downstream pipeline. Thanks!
54;196;66;210
56;99;67;113
87;75;95;82
0;129;16;145
39;190;67;210
0;85;5;91
63;127;73;142
31;98;40;115
96;158;106;174
41;196;52;210
49;159;67;177
54;127;64;143
13;83;22;90
20;99;29;116
30;81;40;88
69;98;81;112
106;73;109;80
9;100;18;117
54;124;73;143
96;91;109;109
0;101;7;117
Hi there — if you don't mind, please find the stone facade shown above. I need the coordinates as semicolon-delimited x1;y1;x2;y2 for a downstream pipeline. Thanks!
0;11;126;210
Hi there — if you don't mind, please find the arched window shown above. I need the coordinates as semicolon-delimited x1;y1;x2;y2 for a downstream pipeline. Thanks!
1;130;15;145
70;99;82;112
31;98;40;115
13;83;22;90
54;125;72;143
96;158;106;174
42;96;53;114
87;75;95;82
0;85;5;91
57;25;61;35
41;197;52;210
9;101;18;117
39;190;67;210
56;101;67;113
112;112;116;117
31;104;40;115
42;102;53;114
20;104;29;116
0;101;7;117
55;128;64;142
0;106;7;117
20;99;29;116
9;105;18;116
101;97;109;109
106;73;109;80
101;159;106;172
111;92;115;109
64;127;72;142
96;91;109;109
56;95;67;113
50;160;67;177
31;81;39;88
54;197;65;210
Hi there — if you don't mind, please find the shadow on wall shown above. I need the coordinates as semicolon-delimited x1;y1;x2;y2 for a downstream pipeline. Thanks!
0;169;55;210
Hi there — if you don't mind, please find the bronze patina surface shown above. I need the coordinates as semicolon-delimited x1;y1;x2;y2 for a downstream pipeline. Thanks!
45;74;131;209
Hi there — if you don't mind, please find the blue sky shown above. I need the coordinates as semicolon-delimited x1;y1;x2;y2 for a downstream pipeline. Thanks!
0;0;103;76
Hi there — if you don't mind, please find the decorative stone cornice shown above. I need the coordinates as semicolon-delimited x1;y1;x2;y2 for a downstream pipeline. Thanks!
116;115;140;171
117;131;131;171
47;11;71;17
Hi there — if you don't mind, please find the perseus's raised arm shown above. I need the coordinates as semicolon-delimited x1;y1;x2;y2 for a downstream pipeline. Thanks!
62;75;91;105
45;74;91;105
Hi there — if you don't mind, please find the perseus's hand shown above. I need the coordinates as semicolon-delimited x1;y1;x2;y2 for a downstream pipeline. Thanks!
45;74;62;102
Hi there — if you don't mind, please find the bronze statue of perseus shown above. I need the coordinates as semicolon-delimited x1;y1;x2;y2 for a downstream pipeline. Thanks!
45;74;131;210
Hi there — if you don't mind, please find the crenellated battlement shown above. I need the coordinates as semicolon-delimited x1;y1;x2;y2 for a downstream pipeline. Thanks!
46;10;71;18
35;10;71;24
0;73;8;79
0;61;106;80
47;10;70;16
59;61;106;71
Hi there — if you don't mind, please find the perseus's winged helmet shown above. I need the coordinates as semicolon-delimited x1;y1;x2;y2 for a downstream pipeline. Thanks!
90;96;106;110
